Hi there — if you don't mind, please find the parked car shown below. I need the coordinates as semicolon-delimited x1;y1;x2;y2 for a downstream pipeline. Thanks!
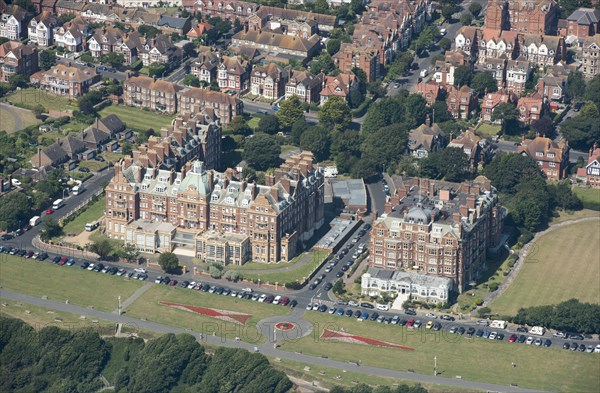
562;342;571;350
52;255;61;264
345;309;353;317
544;339;552;348
66;258;75;266
457;327;465;335
289;300;298;308
425;312;437;319
475;330;484;338
526;336;534;345
517;335;527;343
414;320;422;328
440;315;455;321
508;334;518;342
81;261;90;269
466;327;475;336
405;309;417;316
324;282;333;291
79;167;90;173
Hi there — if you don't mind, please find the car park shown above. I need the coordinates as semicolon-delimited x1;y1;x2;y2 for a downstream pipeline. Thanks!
289;300;298;308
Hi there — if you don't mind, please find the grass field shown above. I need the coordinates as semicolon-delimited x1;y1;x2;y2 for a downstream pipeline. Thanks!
78;160;107;172
490;220;600;315
247;115;261;130
279;313;599;393
0;104;40;133
0;255;144;312
126;284;290;342
550;208;600;224
240;250;330;284
61;195;105;236
573;187;600;209
5;88;75;111
99;105;174;132
476;123;501;138
224;251;305;272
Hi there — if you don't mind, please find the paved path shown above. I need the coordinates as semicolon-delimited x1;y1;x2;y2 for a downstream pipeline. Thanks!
118;282;153;313
0;289;545;393
484;216;600;307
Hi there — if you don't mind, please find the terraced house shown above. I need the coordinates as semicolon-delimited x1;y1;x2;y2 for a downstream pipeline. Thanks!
368;176;504;292
27;12;58;47
124;75;183;114
231;26;320;62
105;152;325;263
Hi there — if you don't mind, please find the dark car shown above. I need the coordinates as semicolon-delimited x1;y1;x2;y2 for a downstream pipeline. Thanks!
475;329;484;338
319;304;328;312
81;261;90;269
215;287;225;295
399;319;407;326
0;234;14;241
517;335;527;343
58;256;68;265
354;310;362;318
201;284;210;292
17;249;27;257
432;322;442;331
109;267;118;274
562;342;571;350
543;339;552;347
24;250;34;259
79;167;90;173
180;281;190;288
570;342;579;351
289;300;298;308
361;302;374;309
336;271;343;278
265;295;275;303
345;309;353;317
457;327;466;335
341;265;349;272
38;252;48;260
569;334;584;340
405;309;417;316
369;312;379;321
323;282;333;291
95;156;105;162
66;258;76;266
52;255;61;264
440;315;455;321
364;223;371;230
516;327;528;333
496;333;505;340
14;228;23;236
466;327;475;336
169;280;178;287
309;283;317;290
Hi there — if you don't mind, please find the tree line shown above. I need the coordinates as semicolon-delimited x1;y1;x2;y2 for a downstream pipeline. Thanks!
0;316;292;393
511;299;600;334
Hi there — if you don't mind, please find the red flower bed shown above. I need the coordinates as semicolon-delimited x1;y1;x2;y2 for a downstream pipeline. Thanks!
159;302;252;325
274;322;296;331
320;329;415;350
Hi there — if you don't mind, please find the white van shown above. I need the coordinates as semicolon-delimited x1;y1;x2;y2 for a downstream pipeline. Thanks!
419;69;429;78
52;199;64;209
29;216;41;226
490;320;508;329
85;222;99;232
134;267;147;274
72;184;85;195
376;304;390;311
530;326;546;336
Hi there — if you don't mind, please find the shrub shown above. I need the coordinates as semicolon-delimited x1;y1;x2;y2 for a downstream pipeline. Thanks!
477;306;491;317
488;282;499;291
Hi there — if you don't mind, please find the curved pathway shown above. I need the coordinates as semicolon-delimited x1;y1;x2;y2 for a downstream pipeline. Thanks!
0;289;543;393
484;216;600;307
234;252;316;275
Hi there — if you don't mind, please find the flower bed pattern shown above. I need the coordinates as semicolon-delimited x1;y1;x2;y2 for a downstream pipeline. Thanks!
159;301;252;325
275;322;296;331
320;329;415;350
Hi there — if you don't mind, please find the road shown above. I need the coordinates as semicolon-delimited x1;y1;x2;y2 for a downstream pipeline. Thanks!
0;289;546;393
164;58;194;83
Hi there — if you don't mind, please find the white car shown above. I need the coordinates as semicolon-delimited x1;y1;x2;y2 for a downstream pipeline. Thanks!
155;276;163;284
439;28;447;36
328;307;336;314
187;281;196;289
258;294;267;302
376;304;390;311
87;263;95;271
348;300;359;307
134;268;147;274
273;295;282;304
594;344;600;353
425;312;437;319
116;269;126;276
526;336;534;345
230;291;238;297
489;331;497;340
312;303;320;311
306;303;313;310
11;179;21;186
534;338;542;346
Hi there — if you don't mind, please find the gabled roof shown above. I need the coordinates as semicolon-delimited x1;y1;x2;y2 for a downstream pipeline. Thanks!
567;8;600;24
82;127;110;145
41;142;68;164
517;136;568;162
59;135;85;156
99;114;126;134
158;15;189;29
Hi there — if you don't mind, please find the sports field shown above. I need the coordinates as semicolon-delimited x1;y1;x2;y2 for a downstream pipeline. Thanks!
490;220;600;315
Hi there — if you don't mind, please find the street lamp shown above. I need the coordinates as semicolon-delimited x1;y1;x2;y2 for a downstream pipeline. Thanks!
434;356;437;376
62;188;68;199
118;295;122;316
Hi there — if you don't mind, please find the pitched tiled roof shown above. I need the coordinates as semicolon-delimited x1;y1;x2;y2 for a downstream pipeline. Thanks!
41;142;68;164
518;136;568;163
59;135;85;156
567;8;600;24
99;114;126;134
232;28;319;52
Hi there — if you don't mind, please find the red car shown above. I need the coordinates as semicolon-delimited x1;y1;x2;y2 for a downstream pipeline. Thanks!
169;280;178;286
508;334;518;343
406;318;415;328
45;208;54;215
58;256;68;265
279;296;290;306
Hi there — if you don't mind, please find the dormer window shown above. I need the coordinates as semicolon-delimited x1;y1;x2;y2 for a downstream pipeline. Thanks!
547;152;555;158
211;194;219;201
536;152;543;157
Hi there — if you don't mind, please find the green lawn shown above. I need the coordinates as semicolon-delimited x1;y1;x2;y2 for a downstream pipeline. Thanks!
126;284;290;342
476;123;501;138
247;115;261;130
240;250;330;284
61;195;105;236
78;160;107;172
279;313;599;393
0;255;144;312
573;187;600;209
550;208;600;224
5;88;75;111
101;151;125;164
224;251;305;272
0;104;40;133
490;220;600;315
99;105;174;132
60;119;90;133
281;144;299;153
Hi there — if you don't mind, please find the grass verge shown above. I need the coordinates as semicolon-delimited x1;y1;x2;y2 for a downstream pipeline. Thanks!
489;220;600;315
278;313;599;393
573;187;600;210
0;254;144;311
240;250;330;284
0;104;40;133
61;195;105;236
5;88;75;111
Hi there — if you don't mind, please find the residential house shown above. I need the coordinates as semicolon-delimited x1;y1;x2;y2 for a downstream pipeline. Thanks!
186;21;213;40
518;135;569;180
191;48;219;85
415;81;443;106
0;40;38;83
124;75;183;114
481;57;507;90
138;35;182;67
448;129;492;169
432;50;467;86
407;119;445;158
88;28;144;65
182;0;259;23
28;12;58;47
581;34;600;79
478;28;519;64
506;56;531;95
105;151;324;263
446;85;477;119
517;34;566;67
231;26;320;62
563;8;600;39
53;18;89;52
352;27;395;66
249;6;337;34
30;63;100;98
157;15;192;36
455;26;480;59
82;127;111;151
480;89;516;123
537;69;567;107
31;143;68;169
516;92;544;123
58;135;85;158
217;55;250;93
333;43;379;83
484;0;558;35
0;4;32;40
177;87;243;125
576;143;600;187
250;63;290;100
285;70;324;104
319;73;357;105
367;176;504;292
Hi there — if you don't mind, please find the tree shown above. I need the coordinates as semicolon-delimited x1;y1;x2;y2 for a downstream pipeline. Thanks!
118;243;140;263
243;133;281;171
158;252;179;273
319;96;352;131
258;115;280;135
491;103;521;135
39;218;63;241
310;52;336;75
547;181;582;211
122;141;133;156
438;37;452;51
57;13;76;25
32;104;45;119
14;0;35;12
89;238;113;259
225;115;251;136
100;52;125;68
441;4;455;21
483;152;544;195
420;147;470;182
300;126;330;161
326;38;341;55
584;74;600;108
469;2;482;16
460;13;473;26
453;65;473;87
566;71;586;102
77;90;103;115
471;71;498;96
183;74;201;87
348;88;364;109
361;123;410;174
276;95;305;130
148;62;167;78
0;192;31;230
531;116;555;138
290;117;310;145
386;52;414;81
137;25;160;39
430;101;450;123
39;50;56;70
560;103;600;150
